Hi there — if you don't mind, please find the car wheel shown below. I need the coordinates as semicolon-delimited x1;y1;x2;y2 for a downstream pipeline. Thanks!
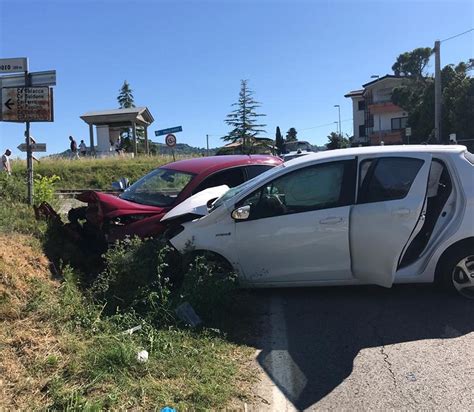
438;245;474;299
186;251;234;278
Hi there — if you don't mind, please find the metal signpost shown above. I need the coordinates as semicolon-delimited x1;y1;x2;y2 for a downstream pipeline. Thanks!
154;126;182;136
0;70;56;88
0;57;55;205
166;133;177;161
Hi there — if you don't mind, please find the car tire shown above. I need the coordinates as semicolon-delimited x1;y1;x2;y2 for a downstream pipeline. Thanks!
185;251;234;278
436;244;474;299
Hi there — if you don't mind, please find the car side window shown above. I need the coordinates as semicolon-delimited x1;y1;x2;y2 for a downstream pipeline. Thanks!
193;167;245;194
237;161;354;220
358;157;424;204
244;165;275;180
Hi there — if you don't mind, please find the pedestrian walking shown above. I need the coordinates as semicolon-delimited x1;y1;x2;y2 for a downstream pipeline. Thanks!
79;139;87;156
69;136;79;159
1;149;12;175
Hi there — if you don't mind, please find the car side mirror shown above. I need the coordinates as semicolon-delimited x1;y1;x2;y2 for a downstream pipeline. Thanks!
231;205;250;220
112;177;130;191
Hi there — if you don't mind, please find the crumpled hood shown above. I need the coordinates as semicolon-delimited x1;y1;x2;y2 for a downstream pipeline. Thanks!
76;191;166;219
161;185;229;222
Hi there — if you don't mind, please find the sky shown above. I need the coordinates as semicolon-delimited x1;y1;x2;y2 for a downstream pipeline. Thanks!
0;0;473;157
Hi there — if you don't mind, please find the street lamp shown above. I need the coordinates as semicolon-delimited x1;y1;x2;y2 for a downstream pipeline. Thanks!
334;105;341;136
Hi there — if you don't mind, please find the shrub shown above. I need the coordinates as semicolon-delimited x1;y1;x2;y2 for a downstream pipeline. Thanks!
33;174;61;206
92;237;238;327
92;238;177;320
0;173;27;203
179;254;238;322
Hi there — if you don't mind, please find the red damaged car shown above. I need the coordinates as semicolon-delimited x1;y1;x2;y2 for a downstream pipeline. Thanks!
67;155;282;246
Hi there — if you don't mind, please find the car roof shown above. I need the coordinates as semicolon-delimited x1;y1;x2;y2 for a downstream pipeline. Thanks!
162;154;283;175
285;145;468;167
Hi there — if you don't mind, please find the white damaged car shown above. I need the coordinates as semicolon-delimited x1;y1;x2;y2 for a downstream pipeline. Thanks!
163;145;474;297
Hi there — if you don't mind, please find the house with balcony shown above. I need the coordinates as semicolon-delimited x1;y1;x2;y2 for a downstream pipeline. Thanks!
345;75;409;145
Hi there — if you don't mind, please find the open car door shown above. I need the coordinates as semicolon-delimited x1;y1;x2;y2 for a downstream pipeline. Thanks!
350;153;432;287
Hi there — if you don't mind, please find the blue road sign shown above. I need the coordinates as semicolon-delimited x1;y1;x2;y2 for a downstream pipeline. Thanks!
155;126;182;136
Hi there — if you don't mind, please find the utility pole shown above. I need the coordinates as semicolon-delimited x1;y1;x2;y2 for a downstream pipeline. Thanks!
206;134;209;156
24;70;33;205
434;40;442;143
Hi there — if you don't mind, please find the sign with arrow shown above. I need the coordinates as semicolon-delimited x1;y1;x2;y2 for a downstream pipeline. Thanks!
17;143;47;152
1;86;53;122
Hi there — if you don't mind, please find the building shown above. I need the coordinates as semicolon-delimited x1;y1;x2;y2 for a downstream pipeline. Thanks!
80;107;154;156
345;75;409;146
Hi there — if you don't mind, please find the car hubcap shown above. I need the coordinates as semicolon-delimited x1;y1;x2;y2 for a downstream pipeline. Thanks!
452;255;474;299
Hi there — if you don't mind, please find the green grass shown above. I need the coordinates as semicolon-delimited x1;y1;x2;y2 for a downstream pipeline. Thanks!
0;187;255;409
11;155;183;190
0;234;255;410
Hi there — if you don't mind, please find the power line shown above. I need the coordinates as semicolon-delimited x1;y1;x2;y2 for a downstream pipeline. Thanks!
300;118;352;131
441;28;474;43
207;118;353;137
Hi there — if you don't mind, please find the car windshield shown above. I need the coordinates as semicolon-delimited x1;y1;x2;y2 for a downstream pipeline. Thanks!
120;168;195;207
210;164;284;211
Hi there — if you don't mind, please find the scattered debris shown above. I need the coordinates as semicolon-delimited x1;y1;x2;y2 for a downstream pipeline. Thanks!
121;325;142;335
137;350;149;363
175;302;202;328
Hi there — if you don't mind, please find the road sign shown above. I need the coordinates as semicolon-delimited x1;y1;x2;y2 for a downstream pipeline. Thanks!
0;57;28;73
165;134;177;147
0;70;56;88
1;87;53;122
405;127;412;137
155;126;182;136
17;143;47;152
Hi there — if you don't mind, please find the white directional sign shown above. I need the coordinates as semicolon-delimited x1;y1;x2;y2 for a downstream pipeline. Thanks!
17;143;47;152
2;87;53;122
0;57;28;73
0;70;56;88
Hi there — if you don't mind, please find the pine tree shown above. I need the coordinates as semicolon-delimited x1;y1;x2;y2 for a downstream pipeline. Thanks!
275;126;284;155
223;80;266;153
117;80;135;109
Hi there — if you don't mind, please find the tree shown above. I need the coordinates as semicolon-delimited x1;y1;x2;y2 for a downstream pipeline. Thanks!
391;47;432;78
275;126;284;155
326;132;350;150
286;127;298;141
117;80;135;108
222;80;266;153
391;47;474;144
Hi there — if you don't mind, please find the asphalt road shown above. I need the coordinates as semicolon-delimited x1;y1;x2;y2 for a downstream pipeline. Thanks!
243;284;474;410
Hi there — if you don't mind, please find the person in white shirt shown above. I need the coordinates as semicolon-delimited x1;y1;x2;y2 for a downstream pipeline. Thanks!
79;140;87;156
1;149;12;175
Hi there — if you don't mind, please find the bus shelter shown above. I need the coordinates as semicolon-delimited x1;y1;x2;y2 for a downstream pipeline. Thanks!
80;107;154;156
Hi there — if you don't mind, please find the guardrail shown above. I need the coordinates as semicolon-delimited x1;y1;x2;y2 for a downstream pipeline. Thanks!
55;189;119;197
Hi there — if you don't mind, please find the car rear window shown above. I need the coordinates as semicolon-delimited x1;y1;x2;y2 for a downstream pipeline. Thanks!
192;167;245;194
358;157;424;204
464;151;474;165
245;165;275;179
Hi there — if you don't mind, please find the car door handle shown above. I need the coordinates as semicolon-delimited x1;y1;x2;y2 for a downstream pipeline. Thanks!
392;208;411;217
320;217;343;225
